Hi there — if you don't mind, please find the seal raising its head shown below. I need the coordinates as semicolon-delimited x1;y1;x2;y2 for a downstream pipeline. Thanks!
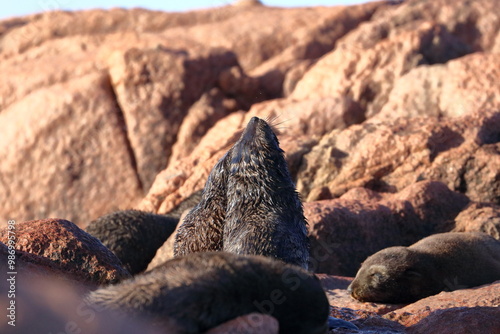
223;117;309;268
348;232;500;303
174;117;309;269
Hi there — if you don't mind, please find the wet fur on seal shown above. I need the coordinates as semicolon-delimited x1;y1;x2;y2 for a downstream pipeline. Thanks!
174;117;309;269
87;252;329;334
86;210;177;275
348;232;500;303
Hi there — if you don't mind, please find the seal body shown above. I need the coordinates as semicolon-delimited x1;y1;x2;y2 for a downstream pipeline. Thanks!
173;156;229;256
174;117;309;269
223;117;309;269
348;232;500;303
87;252;329;334
86;210;177;275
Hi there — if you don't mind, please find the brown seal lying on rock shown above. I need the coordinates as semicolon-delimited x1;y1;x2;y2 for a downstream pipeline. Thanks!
174;117;309;269
348;232;500;303
87;252;330;334
86;210;178;275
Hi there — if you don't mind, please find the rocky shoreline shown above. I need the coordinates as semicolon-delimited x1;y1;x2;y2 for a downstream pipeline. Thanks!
1;0;499;332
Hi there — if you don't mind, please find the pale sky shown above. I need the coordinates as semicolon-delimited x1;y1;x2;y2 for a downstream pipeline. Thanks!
1;0;372;20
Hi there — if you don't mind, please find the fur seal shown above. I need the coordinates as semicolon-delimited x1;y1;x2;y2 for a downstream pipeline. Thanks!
174;117;309;269
173;155;228;256
348;232;500;303
87;251;329;334
223;117;309;268
86;210;177;275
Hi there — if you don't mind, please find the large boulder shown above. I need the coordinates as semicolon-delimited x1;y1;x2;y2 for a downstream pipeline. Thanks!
385;280;500;327
0;218;131;285
297;109;500;204
0;2;385;226
306;181;469;276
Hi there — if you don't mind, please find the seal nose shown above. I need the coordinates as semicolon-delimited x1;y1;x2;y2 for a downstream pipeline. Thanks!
347;283;353;293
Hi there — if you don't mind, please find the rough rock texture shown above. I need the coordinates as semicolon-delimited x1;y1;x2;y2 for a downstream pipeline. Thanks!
385;280;500;326
376;53;500;120
297;110;500;203
306;181;469;276
0;1;385;226
0;219;131;285
406;307;500;334
0;72;144;226
329;307;405;333
319;276;500;333
1;0;500;332
139;96;365;214
0;241;90;285
292;0;500;117
2;0;500;224
452;202;500;239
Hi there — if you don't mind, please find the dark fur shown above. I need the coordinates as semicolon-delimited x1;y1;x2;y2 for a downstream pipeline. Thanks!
86;210;177;275
87;252;329;334
348;232;500;303
166;190;203;219
173;117;309;269
223;117;309;268
173;156;229;256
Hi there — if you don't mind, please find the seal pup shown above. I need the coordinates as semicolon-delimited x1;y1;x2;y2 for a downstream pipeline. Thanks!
348;232;500;303
87;252;330;334
173;117;309;269
223;117;309;269
173;155;229;256
86;210;177;275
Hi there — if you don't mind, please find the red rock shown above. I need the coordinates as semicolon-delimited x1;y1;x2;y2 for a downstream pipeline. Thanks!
0;72;143;225
161;3;385;72
297;109;500;204
0;218;131;285
139;95;365;214
249;2;384;97
329;306;405;333
406;307;500;334
169;88;239;163
0;241;88;285
108;45;238;190
0;3;384;225
452;202;500;239
377;53;500;120
204;313;279;334
292;22;470;118
293;0;500;118
306;181;468;276
385;281;500;327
